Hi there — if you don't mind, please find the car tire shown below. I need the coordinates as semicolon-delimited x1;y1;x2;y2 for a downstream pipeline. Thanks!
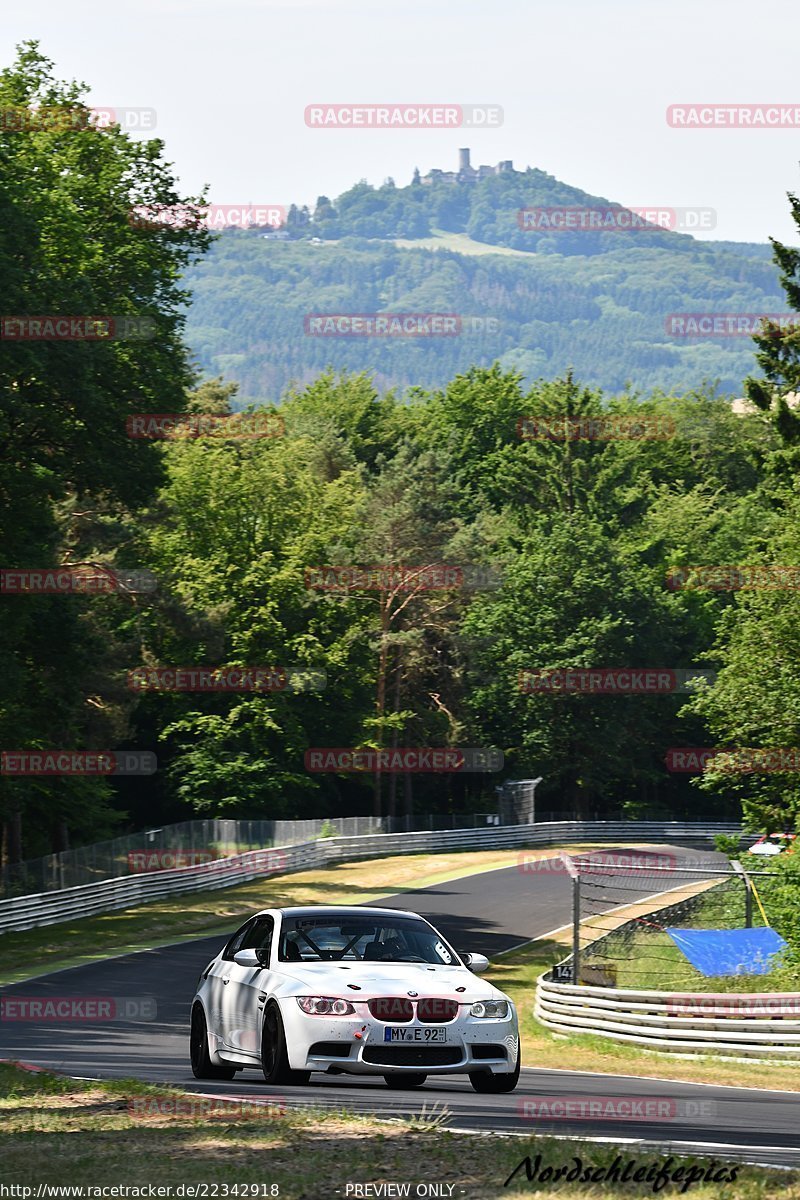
383;1073;427;1088
261;1002;311;1086
190;1005;237;1080
468;1043;521;1093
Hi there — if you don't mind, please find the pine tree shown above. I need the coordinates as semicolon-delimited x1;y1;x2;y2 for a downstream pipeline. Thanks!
743;192;800;456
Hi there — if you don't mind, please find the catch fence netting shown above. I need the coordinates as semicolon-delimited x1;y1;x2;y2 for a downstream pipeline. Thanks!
557;847;779;989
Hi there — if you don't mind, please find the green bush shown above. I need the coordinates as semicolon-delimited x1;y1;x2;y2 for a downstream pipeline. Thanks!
749;851;800;953
714;833;744;859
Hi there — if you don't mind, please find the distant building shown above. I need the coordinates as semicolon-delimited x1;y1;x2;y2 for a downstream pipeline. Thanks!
420;148;515;186
260;230;291;240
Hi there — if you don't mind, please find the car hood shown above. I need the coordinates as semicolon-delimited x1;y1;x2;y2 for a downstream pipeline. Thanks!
275;961;506;1002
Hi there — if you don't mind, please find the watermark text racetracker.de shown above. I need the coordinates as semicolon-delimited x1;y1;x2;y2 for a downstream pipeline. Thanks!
0;316;156;340
127;666;326;693
517;206;715;234
517;414;675;441
129;204;286;231
667;103;800;128
518;1095;716;1123
1;996;156;1021
127;848;287;875
304;314;499;337
304;564;501;591
1;568;157;595
0;105;156;131
666;313;800;337
518;668;715;695
667;994;800;1017
129;1097;286;1121
305;747;503;773
1;751;156;776
0;1186;282;1197
666;565;800;591
517;850;679;875
666;747;800;773
304;103;502;128
126;413;284;440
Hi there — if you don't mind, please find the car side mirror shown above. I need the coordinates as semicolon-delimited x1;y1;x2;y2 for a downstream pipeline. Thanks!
461;952;490;974
234;948;265;968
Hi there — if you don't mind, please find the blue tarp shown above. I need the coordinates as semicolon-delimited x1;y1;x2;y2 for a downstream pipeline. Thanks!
665;926;788;976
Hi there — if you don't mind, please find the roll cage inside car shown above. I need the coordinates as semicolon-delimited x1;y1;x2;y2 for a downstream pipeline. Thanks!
220;910;462;967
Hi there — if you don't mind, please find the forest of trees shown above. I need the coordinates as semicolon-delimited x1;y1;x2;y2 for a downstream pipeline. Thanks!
184;222;784;401
3;46;800;864
284;170;771;257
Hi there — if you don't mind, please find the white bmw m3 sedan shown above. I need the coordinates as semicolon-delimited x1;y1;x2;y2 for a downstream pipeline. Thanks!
190;905;520;1092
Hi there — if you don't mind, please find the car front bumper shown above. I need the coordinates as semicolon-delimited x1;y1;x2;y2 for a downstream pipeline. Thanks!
285;1007;519;1075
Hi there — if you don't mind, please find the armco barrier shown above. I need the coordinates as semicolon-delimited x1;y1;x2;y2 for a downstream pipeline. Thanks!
535;976;800;1059
3;814;492;898
534;860;800;1061
0;820;742;934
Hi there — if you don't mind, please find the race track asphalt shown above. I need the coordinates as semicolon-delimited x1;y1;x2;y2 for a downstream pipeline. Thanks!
2;844;799;1166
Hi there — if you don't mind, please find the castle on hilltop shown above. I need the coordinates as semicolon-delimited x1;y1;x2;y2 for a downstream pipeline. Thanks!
416;148;514;186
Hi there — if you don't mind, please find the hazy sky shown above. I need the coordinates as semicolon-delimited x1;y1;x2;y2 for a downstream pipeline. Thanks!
3;0;800;244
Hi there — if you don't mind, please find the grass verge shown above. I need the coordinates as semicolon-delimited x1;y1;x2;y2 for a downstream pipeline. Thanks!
0;1063;793;1200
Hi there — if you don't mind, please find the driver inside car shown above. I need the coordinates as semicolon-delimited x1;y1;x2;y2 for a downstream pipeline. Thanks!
364;935;407;960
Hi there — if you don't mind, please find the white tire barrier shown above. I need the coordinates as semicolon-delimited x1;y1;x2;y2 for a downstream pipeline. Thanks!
536;974;800;1059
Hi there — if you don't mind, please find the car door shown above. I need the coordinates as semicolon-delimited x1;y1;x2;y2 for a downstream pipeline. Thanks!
205;918;259;1051
223;916;276;1058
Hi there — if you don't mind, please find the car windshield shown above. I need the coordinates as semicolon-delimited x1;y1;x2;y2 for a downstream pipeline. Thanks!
278;915;461;965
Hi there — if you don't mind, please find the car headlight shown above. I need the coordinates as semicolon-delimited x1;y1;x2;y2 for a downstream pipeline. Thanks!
297;996;356;1016
470;999;509;1018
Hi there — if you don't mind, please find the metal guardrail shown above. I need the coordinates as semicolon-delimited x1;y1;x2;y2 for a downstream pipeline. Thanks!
535;976;800;1058
320;821;744;863
2;813;489;898
0;841;323;934
534;855;799;1060
0;820;743;935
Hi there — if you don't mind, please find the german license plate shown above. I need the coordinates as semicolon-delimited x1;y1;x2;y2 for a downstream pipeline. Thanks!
384;1027;446;1042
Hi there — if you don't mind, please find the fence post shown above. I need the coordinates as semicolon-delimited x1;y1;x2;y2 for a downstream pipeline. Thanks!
731;859;753;927
560;853;581;984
